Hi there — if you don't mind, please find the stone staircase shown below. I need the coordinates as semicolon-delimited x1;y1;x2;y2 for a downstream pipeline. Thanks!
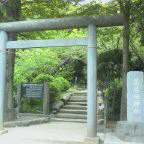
53;91;87;123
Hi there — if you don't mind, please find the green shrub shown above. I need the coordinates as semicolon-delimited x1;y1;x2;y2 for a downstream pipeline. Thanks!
20;97;43;113
49;76;70;92
104;78;122;121
20;98;32;112
32;74;54;83
48;76;70;100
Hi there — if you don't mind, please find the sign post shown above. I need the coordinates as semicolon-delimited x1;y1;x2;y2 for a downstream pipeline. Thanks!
17;83;50;115
43;81;50;115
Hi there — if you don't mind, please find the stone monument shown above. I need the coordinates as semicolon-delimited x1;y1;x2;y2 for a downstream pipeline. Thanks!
115;71;144;143
127;71;144;122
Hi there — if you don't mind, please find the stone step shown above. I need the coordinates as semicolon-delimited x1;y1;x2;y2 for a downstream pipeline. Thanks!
73;91;87;96
68;102;87;106
70;98;87;102
55;113;87;119
70;96;87;100
51;118;86;123
73;93;87;97
63;105;87;110
69;99;87;102
4;117;50;127
60;109;87;114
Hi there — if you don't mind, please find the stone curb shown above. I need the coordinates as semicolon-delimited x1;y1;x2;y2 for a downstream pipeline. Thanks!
4;117;50;128
52;92;73;113
61;92;73;104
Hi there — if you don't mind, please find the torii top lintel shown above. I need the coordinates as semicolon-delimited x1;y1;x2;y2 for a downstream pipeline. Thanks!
0;15;124;32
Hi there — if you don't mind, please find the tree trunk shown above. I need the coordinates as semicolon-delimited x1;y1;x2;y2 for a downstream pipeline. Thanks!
4;36;16;121
117;0;130;121
4;0;21;121
120;17;130;120
120;11;130;121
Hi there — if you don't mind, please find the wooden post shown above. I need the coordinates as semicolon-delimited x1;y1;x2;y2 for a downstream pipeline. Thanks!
0;31;7;130
43;81;50;115
16;84;22;114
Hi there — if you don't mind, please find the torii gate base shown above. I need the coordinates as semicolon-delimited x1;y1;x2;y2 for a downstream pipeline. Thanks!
84;137;100;144
0;15;124;142
0;129;8;135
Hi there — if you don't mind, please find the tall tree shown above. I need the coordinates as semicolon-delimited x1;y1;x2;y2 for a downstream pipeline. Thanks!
2;0;21;121
117;0;131;120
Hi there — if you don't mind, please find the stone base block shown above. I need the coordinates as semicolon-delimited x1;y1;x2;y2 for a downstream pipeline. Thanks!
0;129;8;135
84;137;100;144
115;121;144;143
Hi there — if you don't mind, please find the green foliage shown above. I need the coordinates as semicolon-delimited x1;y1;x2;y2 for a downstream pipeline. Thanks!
20;98;32;112
98;49;122;83
32;74;54;83
20;97;43;113
33;74;70;100
14;49;60;85
104;78;122;121
50;76;70;92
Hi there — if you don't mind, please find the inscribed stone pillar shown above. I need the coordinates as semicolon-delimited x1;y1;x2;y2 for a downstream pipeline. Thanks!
127;71;144;122
115;71;144;143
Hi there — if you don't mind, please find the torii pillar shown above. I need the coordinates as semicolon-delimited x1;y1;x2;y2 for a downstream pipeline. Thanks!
87;24;97;138
0;31;8;134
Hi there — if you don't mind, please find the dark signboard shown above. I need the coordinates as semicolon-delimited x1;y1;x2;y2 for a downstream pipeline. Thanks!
22;84;43;98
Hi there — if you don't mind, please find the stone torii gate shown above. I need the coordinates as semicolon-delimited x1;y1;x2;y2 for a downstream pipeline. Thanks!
0;15;124;138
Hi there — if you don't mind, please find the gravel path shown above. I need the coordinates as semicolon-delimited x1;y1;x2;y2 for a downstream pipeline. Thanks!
1;121;142;144
0;122;86;144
